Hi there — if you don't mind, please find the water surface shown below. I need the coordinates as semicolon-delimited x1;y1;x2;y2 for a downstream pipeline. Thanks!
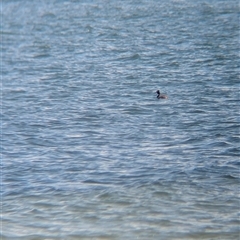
2;0;240;239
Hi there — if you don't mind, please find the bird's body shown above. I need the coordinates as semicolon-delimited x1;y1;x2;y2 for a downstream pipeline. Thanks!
156;90;167;99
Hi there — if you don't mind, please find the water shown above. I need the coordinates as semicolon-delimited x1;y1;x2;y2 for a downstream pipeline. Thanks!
2;0;240;239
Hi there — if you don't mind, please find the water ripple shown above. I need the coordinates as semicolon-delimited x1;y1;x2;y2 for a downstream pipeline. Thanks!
3;0;239;239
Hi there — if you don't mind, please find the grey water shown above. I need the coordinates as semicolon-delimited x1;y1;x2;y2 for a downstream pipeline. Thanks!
2;0;240;239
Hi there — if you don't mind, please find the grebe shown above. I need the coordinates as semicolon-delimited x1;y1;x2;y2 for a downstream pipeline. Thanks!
156;90;168;99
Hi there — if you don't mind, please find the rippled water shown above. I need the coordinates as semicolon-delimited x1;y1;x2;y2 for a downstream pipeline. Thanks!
2;0;240;239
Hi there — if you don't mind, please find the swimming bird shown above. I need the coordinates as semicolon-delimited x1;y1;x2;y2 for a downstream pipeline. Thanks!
156;90;168;99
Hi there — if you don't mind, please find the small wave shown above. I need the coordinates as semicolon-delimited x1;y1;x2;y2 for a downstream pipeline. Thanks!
33;53;51;58
116;53;141;61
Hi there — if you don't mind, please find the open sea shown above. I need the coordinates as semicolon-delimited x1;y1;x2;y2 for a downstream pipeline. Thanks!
2;0;240;239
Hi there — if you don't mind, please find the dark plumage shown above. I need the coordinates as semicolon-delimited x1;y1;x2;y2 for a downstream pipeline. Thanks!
156;90;168;99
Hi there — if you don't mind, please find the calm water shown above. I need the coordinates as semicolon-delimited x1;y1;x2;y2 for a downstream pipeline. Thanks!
2;0;240;239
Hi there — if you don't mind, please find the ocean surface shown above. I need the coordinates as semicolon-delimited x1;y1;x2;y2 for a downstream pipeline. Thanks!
2;0;240;239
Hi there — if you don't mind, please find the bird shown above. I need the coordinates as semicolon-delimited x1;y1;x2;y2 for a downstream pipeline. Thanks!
156;90;168;99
